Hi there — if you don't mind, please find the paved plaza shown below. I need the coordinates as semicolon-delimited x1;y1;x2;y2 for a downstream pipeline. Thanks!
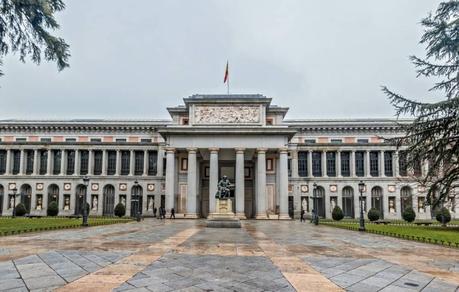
0;220;458;291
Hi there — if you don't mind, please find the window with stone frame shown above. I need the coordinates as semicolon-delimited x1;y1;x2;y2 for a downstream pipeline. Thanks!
79;150;89;175
369;151;379;177
298;151;308;177
52;150;61;175
312;151;322;177
0;150;6;174
355;151;365;177
148;151;157;175
399;151;408;176
39;150;48;175
134;151;144;175
413;159;422;177
384;151;393;176
340;152;350;177
121;151;130;175
66;150;75;175
12;150;20;174
25;150;34;174
107;151;116;175
93;150;103;175
326;152;336;177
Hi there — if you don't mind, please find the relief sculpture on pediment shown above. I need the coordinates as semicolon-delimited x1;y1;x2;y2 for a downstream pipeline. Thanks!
194;105;261;124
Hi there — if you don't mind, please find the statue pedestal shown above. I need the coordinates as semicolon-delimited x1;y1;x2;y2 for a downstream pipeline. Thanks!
207;198;241;228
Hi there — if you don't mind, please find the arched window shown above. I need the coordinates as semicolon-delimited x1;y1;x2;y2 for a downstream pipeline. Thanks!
400;186;413;212
103;185;115;216
371;186;384;219
20;184;32;213
342;186;354;218
47;184;59;207
0;184;4;215
131;185;143;217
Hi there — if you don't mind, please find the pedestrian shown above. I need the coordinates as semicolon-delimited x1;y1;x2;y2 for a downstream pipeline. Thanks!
162;207;166;219
153;207;157;218
310;209;315;223
300;209;305;222
170;208;175;219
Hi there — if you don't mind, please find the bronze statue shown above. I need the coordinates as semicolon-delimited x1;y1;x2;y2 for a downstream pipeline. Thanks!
215;175;232;199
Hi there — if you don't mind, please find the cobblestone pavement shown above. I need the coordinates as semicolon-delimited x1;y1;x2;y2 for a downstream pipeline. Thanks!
0;219;457;291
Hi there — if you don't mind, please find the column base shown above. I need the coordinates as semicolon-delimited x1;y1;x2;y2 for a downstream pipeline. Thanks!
255;213;268;220
278;214;291;220
185;213;199;219
236;212;246;220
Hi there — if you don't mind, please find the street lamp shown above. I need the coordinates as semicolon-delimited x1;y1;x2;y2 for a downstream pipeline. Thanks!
12;187;17;218
358;181;366;231
133;180;141;222
313;183;319;225
82;176;89;227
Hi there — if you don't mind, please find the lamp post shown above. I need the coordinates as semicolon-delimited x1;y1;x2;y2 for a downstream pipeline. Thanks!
133;180;141;222
12;187;17;218
313;183;319;225
358;181;366;231
82;176;89;227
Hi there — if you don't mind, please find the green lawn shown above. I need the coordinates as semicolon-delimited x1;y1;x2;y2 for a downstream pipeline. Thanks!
0;217;132;236
322;221;459;247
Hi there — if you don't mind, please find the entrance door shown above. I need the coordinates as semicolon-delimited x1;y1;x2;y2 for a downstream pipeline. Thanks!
103;185;115;216
288;196;294;218
75;185;86;215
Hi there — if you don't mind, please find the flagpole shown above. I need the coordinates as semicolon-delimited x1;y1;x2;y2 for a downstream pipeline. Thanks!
227;75;230;95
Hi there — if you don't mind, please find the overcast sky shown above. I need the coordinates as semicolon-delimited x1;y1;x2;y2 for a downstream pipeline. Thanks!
0;0;444;120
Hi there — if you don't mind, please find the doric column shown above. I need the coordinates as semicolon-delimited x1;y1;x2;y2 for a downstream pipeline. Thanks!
19;149;25;175
394;151;400;177
186;148;198;218
256;148;268;219
165;148;176;213
33;149;39;175
279;148;290;219
156;149;164;177
101;150;107;176
209;148;219;214
291;150;299;178
5;149;11;175
350;151;355;177
235;148;245;218
322;151;327;177
365;150;371;177
336;150;342;177
74;149;80;175
115;149;121;176
46;149;52;175
60;150;67;175
88;149;94;176
380;150;385;177
129;150;135;176
143;150;148;176
307;150;313;177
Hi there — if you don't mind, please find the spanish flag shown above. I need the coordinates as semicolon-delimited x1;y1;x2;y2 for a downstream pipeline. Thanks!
223;61;229;83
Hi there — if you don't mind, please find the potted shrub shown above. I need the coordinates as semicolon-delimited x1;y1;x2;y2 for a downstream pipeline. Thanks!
435;207;451;227
47;201;59;216
14;203;27;216
367;208;380;222
402;207;416;223
114;203;126;218
332;206;344;221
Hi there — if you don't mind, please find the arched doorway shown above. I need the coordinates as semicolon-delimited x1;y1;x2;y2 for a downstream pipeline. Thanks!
0;184;4;215
103;185;115;216
47;184;59;208
371;186;384;219
131;185;143;217
314;186;326;218
75;184;86;215
401;186;413;212
20;184;32;213
342;186;354;218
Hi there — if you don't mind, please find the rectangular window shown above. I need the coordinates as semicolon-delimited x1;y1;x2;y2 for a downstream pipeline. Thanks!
384;152;393;176
148;151;157;175
65;138;77;142
39;150;48;175
304;139;316;144
121;151;130;175
116;138;127;142
298;151;308;177
93;150;103;175
355;151;365;177
370;151;379;177
326;152;336;177
53;150;61;175
357;139;369;144
107;150;116;175
79;150;89;175
288;158;291;177
25;150;34;175
312;151;322;177
341;152;350;177
140;139;152;143
12;150;20;174
66;150;75;175
0;150;6;174
134;151;144;175
399;151;407;176
16;138;27;142
40;138;51;142
90;138;102;142
330;139;342;144
413;159;422;177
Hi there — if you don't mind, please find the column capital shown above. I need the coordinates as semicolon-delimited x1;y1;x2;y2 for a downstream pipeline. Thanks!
256;148;268;153
164;147;175;153
235;147;245;154
186;148;198;153
279;148;288;154
208;147;219;153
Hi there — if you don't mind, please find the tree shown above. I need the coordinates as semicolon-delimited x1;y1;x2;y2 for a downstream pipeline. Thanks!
402;207;416;223
114;203;126;217
47;201;58;216
382;1;459;209
331;206;344;221
0;0;70;77
15;202;27;216
367;208;380;222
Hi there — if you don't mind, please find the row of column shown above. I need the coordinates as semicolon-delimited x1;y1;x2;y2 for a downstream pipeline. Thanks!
164;147;289;219
2;149;164;177
291;150;400;178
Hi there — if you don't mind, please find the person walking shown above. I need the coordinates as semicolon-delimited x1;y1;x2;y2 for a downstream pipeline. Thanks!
153;207;157;218
170;208;175;219
300;209;305;222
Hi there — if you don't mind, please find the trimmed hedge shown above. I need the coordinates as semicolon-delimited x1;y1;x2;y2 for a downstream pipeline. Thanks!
436;207;452;225
332;206;344;221
367;208;380;222
402;207;416;223
15;203;27;216
114;203;126;217
47;201;59;216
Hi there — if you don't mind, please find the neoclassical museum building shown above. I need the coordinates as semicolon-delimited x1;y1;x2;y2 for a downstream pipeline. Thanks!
0;94;456;220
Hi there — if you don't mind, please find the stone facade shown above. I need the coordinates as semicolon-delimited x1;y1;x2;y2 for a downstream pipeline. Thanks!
0;94;457;220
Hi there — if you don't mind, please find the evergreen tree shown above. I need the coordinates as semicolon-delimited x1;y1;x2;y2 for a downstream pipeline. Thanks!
0;0;70;77
382;1;459;209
